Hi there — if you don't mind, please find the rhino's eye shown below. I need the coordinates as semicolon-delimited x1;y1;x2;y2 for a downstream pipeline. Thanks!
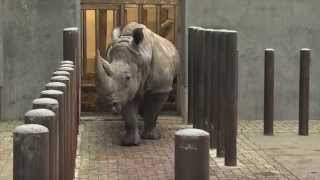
125;75;131;80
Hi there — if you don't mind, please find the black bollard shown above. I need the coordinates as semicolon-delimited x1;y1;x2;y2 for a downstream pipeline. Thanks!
224;30;238;166
175;128;209;180
202;29;211;133
40;90;65;180
24;109;56;180
264;49;275;136
63;27;79;62
217;30;227;158
192;27;201;129
32;98;60;179
209;29;220;149
45;80;70;180
60;64;74;68
49;76;72;180
63;28;80;140
53;70;70;77
57;66;77;174
299;48;311;136
13;124;49;180
61;60;74;65
188;27;197;124
198;28;207;130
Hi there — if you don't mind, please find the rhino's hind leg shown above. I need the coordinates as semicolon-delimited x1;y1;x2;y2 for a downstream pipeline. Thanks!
121;101;141;146
141;92;169;139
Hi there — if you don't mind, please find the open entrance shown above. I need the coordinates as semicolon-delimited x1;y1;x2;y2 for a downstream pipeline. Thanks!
80;0;178;114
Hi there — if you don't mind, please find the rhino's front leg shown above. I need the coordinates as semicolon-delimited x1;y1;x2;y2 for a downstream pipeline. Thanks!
141;92;169;139
121;101;141;146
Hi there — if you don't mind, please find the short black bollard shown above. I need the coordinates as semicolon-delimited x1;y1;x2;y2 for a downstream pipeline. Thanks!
53;70;70;77
40;90;65;180
264;49;275;136
175;128;209;180
13;124;49;180
56;66;77;175
24;109;56;180
299;48;311;136
49;76;72;180
60;64;74;68
32;98;60;180
61;60;74;65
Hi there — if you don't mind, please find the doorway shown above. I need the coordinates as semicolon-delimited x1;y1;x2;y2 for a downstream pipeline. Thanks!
80;1;178;113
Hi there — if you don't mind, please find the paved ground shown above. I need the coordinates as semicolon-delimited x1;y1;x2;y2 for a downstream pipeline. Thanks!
1;118;320;180
0;120;22;180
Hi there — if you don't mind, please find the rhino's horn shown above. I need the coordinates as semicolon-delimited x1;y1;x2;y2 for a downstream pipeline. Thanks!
97;50;113;76
112;27;121;41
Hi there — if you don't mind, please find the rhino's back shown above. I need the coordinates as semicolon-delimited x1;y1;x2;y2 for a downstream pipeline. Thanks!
122;22;179;94
147;33;179;93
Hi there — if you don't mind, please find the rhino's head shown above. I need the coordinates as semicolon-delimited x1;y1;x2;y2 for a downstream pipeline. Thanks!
97;28;145;113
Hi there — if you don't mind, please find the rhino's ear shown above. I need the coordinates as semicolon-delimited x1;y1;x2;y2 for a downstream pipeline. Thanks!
132;28;144;46
112;27;121;41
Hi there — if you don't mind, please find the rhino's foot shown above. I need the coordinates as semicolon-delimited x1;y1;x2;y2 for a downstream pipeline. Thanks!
121;132;141;146
141;128;161;140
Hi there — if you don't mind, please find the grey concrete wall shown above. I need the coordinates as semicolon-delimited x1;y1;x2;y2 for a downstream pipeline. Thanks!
1;0;80;120
183;0;320;120
0;0;4;119
0;0;4;87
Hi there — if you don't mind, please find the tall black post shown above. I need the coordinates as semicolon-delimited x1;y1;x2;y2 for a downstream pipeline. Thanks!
224;30;238;166
188;27;196;124
299;48;311;136
193;27;201;128
216;30;227;158
63;28;78;62
264;49;275;136
201;29;210;131
208;29;219;149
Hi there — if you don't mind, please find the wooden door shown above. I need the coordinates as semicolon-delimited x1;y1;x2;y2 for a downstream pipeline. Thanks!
81;2;177;113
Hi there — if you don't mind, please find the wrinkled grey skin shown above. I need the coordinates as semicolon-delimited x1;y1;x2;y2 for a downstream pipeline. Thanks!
96;22;179;146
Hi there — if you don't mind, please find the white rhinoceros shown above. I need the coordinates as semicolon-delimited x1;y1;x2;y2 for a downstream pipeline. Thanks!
96;22;179;145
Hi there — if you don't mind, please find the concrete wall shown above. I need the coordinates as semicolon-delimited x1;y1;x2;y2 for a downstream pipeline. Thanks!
0;0;80;120
0;0;4;118
183;0;320;120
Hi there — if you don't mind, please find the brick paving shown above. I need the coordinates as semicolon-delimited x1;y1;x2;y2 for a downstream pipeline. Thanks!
74;118;317;180
1;119;320;179
0;120;22;180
